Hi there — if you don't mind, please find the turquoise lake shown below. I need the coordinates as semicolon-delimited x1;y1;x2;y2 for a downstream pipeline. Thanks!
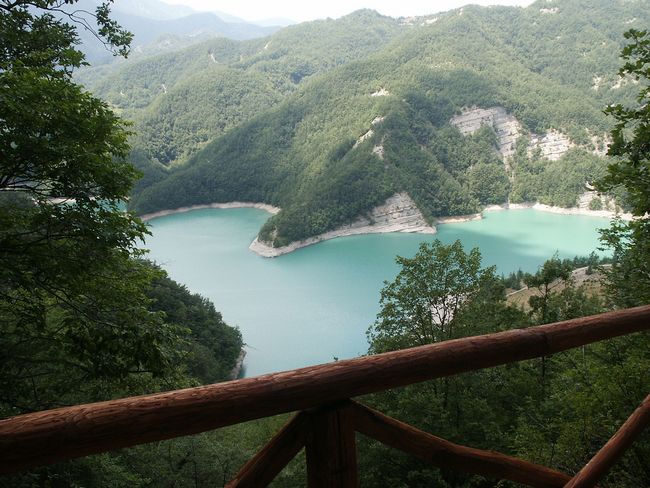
144;208;610;378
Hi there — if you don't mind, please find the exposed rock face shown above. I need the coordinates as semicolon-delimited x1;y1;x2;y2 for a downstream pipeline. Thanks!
229;349;246;380
589;133;610;157
249;192;435;257
370;88;390;97
577;190;618;212
450;106;522;158
578;190;596;209
592;75;604;91
355;117;385;151
527;130;573;161
356;192;433;232
354;129;374;148
611;75;638;90
451;106;580;162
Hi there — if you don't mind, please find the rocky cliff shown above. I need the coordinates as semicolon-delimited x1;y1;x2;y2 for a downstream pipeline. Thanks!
250;192;435;257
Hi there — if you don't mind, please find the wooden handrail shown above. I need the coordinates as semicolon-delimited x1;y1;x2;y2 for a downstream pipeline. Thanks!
0;305;649;474
305;402;358;487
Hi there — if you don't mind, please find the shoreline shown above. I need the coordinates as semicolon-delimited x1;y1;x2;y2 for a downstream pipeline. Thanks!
250;192;436;257
249;222;436;258
482;202;633;221
139;201;281;221
138;198;633;258
250;202;632;257
435;213;483;224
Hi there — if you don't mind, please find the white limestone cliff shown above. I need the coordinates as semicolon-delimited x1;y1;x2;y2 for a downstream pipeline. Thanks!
450;106;522;159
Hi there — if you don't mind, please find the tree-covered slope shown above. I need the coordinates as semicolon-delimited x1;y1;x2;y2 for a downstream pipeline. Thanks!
129;0;647;248
147;268;243;384
483;0;646;107
77;10;404;170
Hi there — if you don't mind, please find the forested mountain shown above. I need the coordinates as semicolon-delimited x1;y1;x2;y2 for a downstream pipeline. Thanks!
77;9;403;170
98;0;648;249
108;0;196;20
73;0;280;65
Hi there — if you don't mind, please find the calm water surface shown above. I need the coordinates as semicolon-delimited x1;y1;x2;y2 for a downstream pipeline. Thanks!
144;208;609;377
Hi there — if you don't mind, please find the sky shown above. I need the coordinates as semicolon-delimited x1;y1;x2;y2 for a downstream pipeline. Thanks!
160;0;536;23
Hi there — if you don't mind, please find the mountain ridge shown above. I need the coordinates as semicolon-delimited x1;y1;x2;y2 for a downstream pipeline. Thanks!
74;0;281;64
85;0;648;249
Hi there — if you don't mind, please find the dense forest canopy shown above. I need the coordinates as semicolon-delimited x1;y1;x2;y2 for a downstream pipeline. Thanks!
74;0;650;248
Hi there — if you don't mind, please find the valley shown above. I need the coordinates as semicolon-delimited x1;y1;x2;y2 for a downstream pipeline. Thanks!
3;0;650;485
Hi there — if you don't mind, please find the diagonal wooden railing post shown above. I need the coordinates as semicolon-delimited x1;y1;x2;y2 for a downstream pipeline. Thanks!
226;412;307;488
305;401;358;488
350;401;571;488
564;393;650;488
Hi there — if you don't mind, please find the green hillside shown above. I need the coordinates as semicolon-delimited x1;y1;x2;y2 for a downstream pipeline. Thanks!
77;10;403;169
125;0;648;248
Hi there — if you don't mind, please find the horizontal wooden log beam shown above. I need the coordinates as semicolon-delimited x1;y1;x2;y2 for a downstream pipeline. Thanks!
226;412;306;488
564;393;650;488
351;402;570;488
0;305;649;474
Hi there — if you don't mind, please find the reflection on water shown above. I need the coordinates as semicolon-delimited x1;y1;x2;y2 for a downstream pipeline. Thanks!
145;208;609;377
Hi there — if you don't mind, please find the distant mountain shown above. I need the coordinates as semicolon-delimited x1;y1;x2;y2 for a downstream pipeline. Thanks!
112;11;278;46
253;17;297;27
74;0;280;64
110;0;273;27
81;0;647;249
111;0;196;20
208;9;247;24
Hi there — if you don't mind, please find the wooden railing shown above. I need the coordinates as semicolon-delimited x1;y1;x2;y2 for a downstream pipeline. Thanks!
1;306;649;487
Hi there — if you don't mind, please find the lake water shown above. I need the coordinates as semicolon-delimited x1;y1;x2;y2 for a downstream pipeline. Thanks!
144;208;609;377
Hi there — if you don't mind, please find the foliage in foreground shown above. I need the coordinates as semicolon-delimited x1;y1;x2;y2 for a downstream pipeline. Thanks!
0;2;242;486
598;28;650;309
356;31;650;484
361;241;648;487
